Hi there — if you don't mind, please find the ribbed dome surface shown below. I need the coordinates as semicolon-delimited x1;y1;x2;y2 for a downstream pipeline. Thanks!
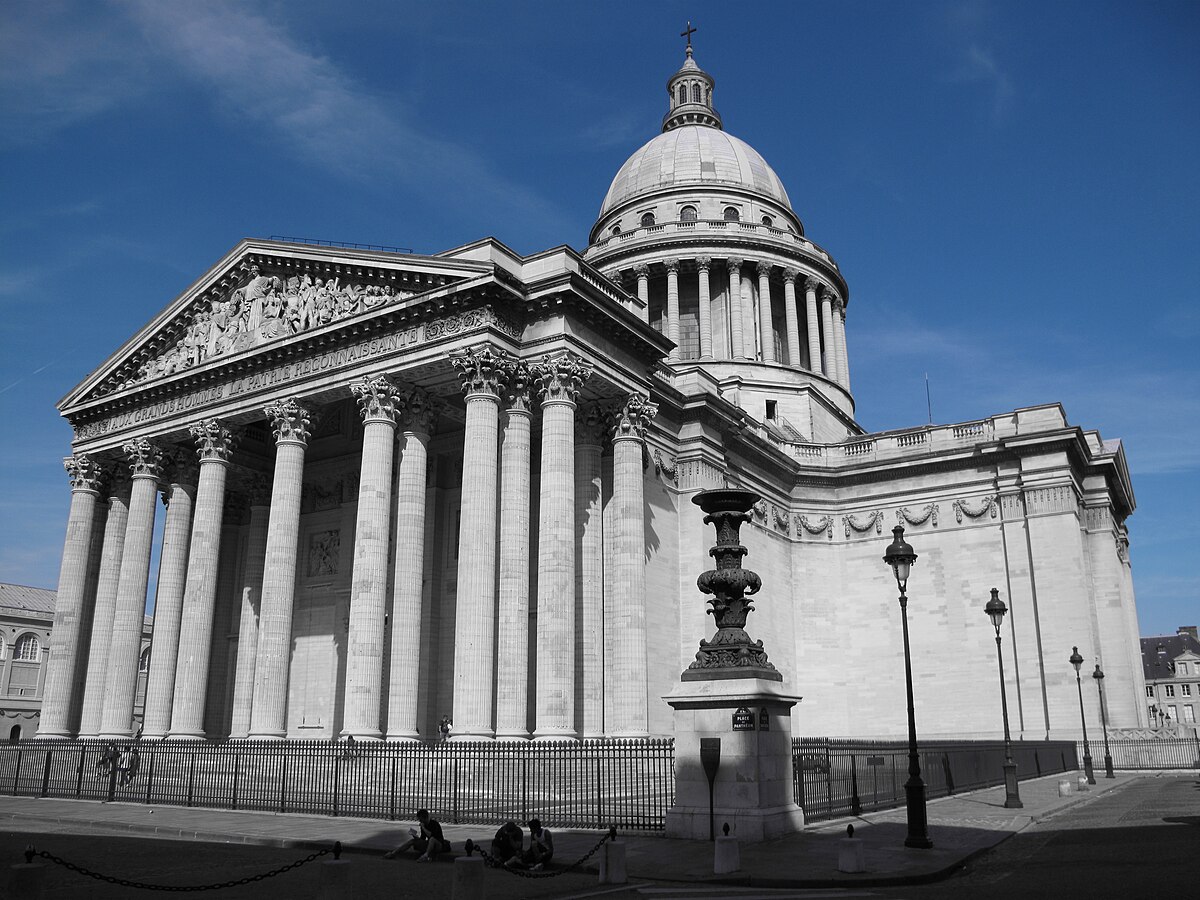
599;125;792;217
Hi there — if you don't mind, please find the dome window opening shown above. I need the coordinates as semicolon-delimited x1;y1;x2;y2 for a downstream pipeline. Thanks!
678;84;687;105
680;205;698;223
761;215;774;228
723;206;740;222
766;399;778;421
641;212;656;228
610;224;622;236
691;83;701;103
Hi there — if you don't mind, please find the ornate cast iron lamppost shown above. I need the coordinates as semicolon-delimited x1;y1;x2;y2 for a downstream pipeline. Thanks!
1092;664;1115;778
883;525;933;849
1070;647;1096;784
984;589;1022;808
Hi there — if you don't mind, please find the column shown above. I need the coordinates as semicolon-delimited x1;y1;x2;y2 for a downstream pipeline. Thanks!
495;366;535;740
386;387;438;740
634;264;649;324
696;257;713;359
741;268;757;360
77;470;130;738
140;455;198;739
229;477;270;738
36;455;104;738
451;346;508;739
757;262;775;363
727;258;745;358
665;260;681;360
835;297;851;390
608;394;657;737
819;285;836;379
203;502;242;737
99;438;163;739
249;399;311;739
169;419;236;738
534;352;591;739
575;405;607;739
804;277;822;375
342;376;400;740
782;268;801;368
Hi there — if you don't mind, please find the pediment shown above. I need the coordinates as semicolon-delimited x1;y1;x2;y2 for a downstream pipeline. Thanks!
63;240;491;410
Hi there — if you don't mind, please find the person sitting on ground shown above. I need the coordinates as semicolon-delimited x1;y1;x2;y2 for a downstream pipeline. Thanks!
508;818;554;871
490;820;523;867
383;809;452;862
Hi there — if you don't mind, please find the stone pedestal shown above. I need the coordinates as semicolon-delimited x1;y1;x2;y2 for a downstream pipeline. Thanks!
664;677;804;841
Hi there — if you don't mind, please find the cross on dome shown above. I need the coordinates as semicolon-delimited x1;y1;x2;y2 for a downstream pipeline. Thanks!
681;21;697;54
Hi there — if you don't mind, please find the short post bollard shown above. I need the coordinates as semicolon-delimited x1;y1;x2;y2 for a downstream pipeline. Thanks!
713;823;740;875
1077;775;1091;792
318;841;351;900
1058;779;1072;797
598;826;626;885
452;839;485;900
9;845;45;900
837;824;866;874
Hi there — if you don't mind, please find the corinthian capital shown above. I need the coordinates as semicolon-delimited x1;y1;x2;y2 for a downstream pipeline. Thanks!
397;386;439;435
782;267;799;283
832;295;846;315
534;352;590;404
695;256;712;272
452;345;510;399
190;418;238;463
351;375;401;425
819;285;836;304
633;264;650;280
504;361;538;414
264;398;312;445
664;259;680;275
123;437;164;479
726;257;743;274
756;261;773;278
803;276;820;294
64;454;105;493
575;404;609;446
610;393;658;442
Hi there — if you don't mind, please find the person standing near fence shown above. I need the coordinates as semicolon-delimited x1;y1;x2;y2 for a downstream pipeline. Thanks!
439;716;451;742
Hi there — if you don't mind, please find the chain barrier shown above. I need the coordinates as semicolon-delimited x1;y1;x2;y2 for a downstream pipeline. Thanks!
468;826;615;879
24;841;339;892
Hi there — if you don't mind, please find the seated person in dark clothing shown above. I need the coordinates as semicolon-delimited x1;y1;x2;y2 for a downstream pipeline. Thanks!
490;820;523;867
384;809;452;862
508;818;553;870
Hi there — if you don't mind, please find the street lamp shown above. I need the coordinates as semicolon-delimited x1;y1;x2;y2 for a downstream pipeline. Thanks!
984;589;1022;808
1069;647;1096;784
883;525;933;849
1092;663;1115;778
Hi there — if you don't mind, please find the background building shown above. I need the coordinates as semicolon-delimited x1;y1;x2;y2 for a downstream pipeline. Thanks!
1141;626;1200;733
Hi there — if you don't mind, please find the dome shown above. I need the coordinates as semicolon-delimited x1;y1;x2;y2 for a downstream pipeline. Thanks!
598;126;793;218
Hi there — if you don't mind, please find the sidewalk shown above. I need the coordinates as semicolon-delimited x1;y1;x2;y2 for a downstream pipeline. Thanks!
0;771;1140;889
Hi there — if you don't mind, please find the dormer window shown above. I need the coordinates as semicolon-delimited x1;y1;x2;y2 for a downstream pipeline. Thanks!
723;206;740;222
680;205;698;222
641;212;656;227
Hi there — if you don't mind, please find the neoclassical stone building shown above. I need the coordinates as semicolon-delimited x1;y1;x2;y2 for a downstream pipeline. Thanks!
39;45;1145;744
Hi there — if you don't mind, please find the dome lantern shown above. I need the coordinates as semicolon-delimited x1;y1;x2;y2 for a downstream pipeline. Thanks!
663;37;722;132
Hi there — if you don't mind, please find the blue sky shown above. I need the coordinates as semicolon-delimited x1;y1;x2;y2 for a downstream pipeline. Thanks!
1;1;1196;636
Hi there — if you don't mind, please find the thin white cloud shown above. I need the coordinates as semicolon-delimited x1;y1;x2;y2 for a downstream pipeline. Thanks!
959;43;1014;123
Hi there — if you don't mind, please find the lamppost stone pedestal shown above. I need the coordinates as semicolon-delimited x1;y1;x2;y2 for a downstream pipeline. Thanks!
664;489;805;842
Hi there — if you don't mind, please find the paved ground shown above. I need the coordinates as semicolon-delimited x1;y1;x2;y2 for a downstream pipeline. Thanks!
0;770;1170;897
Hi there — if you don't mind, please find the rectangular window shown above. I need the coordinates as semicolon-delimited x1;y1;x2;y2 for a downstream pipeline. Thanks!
1146;685;1154;697
1167;704;1177;720
1183;684;1193;697
1180;662;1190;675
1165;685;1175;698
1185;705;1196;724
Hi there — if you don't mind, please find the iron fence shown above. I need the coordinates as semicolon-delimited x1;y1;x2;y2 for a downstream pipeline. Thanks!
0;739;675;831
792;738;1081;822
1086;737;1200;770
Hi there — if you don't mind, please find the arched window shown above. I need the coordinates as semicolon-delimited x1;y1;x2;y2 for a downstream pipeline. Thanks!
761;215;774;227
680;205;698;222
139;646;151;673
640;212;656;227
723;206;740;222
678;84;687;105
14;634;39;662
610;224;621;236
692;83;701;103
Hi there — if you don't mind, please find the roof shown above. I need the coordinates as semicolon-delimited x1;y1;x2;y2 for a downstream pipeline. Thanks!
0;583;56;615
1141;630;1200;680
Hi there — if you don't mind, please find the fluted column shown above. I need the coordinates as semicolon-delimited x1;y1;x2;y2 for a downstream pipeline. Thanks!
835;297;851;390
386;387;438;740
696;257;713;359
757;262;775;363
451;346;509;739
99;438;163;739
140;455;197;739
534;352;591;739
727;258;745;359
634;264;649;323
248;399;311;740
782;268;801;368
608;394;657;737
169;420;236;738
575;405;607;739
819;285;836;379
342;376;400;740
37;455;105;738
826;293;847;387
665;260;681;360
495;366;535;740
741;267;757;359
229;477;270;738
77;470;130;738
804;277;822;375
